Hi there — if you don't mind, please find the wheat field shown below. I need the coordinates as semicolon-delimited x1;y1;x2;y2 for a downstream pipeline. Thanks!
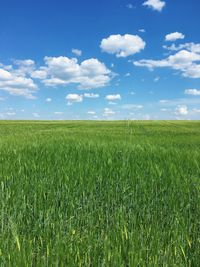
0;121;200;266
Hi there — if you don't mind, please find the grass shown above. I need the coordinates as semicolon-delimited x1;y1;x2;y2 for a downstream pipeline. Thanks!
0;120;200;266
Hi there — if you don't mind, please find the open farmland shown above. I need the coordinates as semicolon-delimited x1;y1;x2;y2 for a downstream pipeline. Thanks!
0;121;200;266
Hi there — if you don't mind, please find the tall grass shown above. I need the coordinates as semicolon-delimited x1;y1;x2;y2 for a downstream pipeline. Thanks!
0;121;200;266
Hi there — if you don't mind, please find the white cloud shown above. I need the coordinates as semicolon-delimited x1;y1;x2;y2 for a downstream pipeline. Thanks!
163;44;180;52
134;59;169;69
100;34;145;58
13;59;34;69
14;59;35;66
31;68;47;79
143;0;166;11
175;105;188;115
182;43;200;54
13;59;36;77
72;49;82;56
105;94;121;101
66;93;83;104
183;64;200;78
103;108;115;116
84;93;99;98
87;111;96;115
165;32;185;42
192;108;200;113
46;98;52;102
134;49;200;78
184;89;200;96
38;56;112;89
139;29;146;33
0;65;38;99
163;42;200;53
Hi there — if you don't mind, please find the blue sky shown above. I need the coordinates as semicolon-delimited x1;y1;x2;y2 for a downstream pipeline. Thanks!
0;0;200;120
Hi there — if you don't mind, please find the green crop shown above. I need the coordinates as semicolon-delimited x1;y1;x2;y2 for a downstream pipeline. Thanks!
0;120;200;266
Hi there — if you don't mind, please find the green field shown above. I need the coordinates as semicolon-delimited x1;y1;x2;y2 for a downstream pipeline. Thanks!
0;121;200;266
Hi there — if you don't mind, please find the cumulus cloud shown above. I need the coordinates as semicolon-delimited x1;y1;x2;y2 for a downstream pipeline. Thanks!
184;89;200;96
105;94;121;101
100;34;146;58
134;49;200;78
175;105;188;115
143;0;166;11
66;94;83;104
165;32;185;42
31;68;47;79
14;59;35;70
72;49;82;56
65;92;100;105
163;42;200;53
84;93;99;98
0;64;38;99
36;56;112;89
183;64;200;78
14;59;35;66
46;98;52;102
13;59;36;77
